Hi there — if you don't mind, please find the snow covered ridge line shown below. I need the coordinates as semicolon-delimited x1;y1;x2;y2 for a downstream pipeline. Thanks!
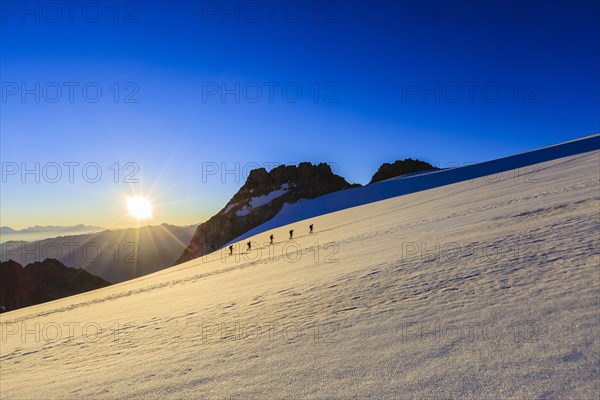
230;134;600;244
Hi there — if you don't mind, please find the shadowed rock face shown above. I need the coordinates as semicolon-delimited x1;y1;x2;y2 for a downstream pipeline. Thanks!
369;158;438;184
0;259;111;312
176;162;358;264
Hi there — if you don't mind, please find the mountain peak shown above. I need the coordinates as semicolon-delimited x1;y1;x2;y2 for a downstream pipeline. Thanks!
370;158;438;184
176;162;357;264
0;258;111;312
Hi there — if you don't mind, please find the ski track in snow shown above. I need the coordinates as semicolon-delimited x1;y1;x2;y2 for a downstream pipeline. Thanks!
1;144;599;399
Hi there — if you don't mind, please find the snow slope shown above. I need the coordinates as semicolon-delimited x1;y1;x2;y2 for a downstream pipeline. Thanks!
236;185;290;216
229;134;600;245
1;142;599;399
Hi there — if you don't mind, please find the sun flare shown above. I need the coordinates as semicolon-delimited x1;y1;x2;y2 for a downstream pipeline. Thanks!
127;196;153;220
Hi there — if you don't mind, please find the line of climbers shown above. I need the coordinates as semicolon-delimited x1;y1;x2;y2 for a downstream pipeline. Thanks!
228;224;314;256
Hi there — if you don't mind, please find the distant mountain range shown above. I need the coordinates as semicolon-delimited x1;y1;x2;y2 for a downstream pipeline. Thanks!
0;224;105;234
0;224;107;244
0;224;197;283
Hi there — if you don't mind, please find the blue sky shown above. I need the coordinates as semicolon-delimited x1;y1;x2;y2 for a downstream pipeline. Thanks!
1;0;598;229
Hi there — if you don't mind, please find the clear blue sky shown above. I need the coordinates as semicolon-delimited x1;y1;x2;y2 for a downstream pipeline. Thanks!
1;0;598;229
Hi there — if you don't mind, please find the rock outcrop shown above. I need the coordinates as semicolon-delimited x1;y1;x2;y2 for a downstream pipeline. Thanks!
0;259;111;312
176;162;357;264
369;158;438;184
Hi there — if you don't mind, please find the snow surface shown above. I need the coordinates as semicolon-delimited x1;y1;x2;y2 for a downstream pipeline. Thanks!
1;139;599;399
235;207;250;217
228;134;600;245
248;187;289;208
224;203;238;214
235;186;290;217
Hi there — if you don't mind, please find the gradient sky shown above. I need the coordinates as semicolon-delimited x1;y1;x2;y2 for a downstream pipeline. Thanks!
1;0;599;229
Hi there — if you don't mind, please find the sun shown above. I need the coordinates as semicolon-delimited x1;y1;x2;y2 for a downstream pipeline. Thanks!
127;196;153;220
